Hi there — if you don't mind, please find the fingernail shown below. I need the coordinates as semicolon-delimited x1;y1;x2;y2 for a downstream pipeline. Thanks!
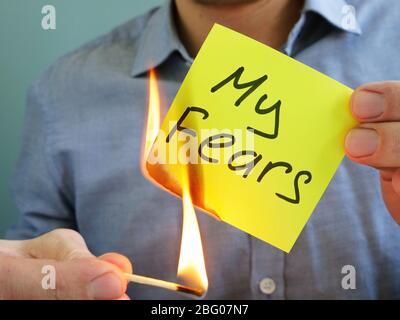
345;128;379;157
88;272;122;300
352;90;384;119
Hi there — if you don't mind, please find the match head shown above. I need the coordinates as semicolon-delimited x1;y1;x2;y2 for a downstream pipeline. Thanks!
176;284;206;298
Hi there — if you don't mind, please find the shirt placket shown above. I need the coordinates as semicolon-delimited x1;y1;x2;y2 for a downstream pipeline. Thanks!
251;237;286;299
249;12;309;300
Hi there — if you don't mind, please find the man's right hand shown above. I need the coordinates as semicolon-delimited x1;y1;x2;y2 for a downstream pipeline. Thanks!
0;229;132;300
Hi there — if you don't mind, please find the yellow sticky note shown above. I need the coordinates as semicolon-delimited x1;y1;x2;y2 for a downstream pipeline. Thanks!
146;24;356;252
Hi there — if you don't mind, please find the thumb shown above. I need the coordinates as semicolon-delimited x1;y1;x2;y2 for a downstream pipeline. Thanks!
0;255;127;300
56;257;128;300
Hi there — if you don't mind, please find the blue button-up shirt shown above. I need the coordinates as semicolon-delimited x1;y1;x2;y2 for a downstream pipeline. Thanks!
7;0;400;299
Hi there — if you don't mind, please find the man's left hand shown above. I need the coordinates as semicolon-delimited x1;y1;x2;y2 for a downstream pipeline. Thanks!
345;81;400;224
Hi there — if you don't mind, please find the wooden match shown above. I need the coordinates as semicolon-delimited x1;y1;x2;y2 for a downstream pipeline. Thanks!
124;273;204;297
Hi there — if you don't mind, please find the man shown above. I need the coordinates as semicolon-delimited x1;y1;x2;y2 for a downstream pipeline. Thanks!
1;0;399;299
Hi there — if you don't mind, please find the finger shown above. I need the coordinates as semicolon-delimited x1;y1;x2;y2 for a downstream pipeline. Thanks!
390;168;400;199
98;253;133;274
0;256;127;300
380;170;400;224
25;229;93;261
379;168;397;181
58;258;128;300
345;123;400;167
351;81;400;122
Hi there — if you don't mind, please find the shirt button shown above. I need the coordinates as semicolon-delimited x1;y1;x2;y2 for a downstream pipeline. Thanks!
259;277;276;295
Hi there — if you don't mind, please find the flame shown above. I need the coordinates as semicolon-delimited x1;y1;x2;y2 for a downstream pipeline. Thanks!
142;68;161;169
144;69;208;295
177;175;209;294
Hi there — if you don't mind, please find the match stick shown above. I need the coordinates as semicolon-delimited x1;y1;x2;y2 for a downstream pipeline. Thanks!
124;273;204;297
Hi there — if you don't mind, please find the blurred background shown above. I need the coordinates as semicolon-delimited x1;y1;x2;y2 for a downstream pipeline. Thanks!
0;0;163;236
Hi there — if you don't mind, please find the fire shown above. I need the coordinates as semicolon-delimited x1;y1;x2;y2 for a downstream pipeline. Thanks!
142;68;161;170
177;176;209;293
144;69;208;295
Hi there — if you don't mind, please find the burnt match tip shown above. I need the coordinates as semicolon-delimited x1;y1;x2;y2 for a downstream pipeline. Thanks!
176;285;205;297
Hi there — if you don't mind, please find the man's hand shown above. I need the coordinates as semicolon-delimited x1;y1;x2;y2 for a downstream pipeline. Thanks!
0;229;132;300
345;81;400;224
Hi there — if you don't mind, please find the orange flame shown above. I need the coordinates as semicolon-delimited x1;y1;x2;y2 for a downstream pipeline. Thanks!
142;69;161;171
177;174;209;294
144;69;208;295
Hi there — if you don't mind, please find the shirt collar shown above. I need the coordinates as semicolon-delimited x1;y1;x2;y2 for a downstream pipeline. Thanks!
131;0;361;77
303;0;362;34
131;0;190;77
